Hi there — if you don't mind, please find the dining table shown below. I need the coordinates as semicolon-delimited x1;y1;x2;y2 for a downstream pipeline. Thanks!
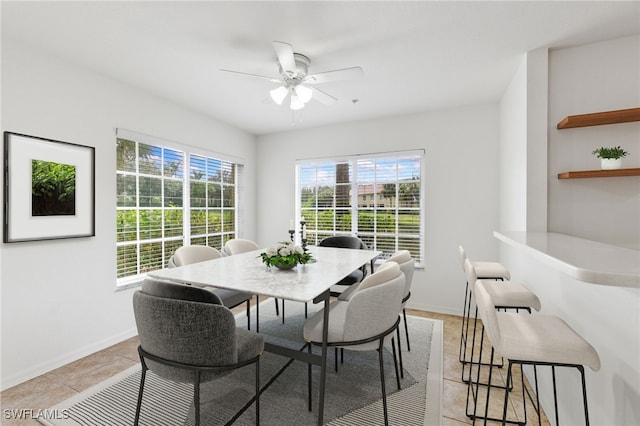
147;244;382;425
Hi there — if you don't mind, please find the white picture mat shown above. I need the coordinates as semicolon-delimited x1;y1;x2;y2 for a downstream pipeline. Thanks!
5;133;94;241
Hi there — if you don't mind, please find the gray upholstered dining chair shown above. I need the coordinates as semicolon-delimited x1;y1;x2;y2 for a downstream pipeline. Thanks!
169;245;254;329
303;261;405;426
318;235;370;297
133;279;264;426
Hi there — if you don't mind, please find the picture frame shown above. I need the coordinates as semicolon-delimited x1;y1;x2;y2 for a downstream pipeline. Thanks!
3;132;95;243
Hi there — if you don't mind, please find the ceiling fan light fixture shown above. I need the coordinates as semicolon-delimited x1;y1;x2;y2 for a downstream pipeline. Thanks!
270;86;288;105
296;85;313;103
290;94;304;111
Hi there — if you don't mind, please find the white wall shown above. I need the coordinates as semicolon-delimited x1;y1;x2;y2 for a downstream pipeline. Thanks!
256;104;501;314
499;48;548;233
0;38;257;390
548;35;640;247
499;56;528;231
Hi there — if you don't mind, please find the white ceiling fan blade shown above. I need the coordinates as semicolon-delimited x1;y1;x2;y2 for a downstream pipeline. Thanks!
310;86;338;106
304;67;364;84
220;69;280;83
272;41;297;76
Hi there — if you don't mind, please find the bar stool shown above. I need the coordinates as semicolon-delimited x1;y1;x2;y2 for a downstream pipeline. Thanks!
458;246;511;365
462;259;541;385
470;280;600;425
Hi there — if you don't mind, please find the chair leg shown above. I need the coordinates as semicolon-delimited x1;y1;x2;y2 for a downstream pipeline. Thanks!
378;342;389;426
578;365;590;426
403;308;411;352
335;348;339;372
256;358;261;425
134;365;147;426
246;299;251;330
459;281;471;362
307;343;313;412
281;299;285;324
395;325;405;379
256;295;260;333
391;337;401;390
274;298;279;315
194;372;201;426
552;366;560;426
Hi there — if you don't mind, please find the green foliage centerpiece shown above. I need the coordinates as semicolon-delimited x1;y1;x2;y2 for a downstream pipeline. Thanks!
260;241;312;270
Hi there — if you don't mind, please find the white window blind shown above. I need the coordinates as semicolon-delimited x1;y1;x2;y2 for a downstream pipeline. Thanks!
116;132;239;284
296;150;424;265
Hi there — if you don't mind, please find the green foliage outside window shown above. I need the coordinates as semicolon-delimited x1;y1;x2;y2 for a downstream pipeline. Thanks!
116;138;237;281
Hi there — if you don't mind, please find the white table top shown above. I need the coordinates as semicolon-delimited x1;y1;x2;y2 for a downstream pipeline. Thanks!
148;245;382;302
494;231;640;288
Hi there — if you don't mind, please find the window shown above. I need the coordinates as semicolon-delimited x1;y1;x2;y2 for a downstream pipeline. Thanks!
116;133;238;284
297;151;424;265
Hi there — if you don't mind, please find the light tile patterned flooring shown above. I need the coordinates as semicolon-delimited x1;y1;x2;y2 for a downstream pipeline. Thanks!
1;301;549;425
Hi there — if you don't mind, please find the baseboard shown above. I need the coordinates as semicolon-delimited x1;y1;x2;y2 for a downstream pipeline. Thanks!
407;301;463;317
1;327;138;391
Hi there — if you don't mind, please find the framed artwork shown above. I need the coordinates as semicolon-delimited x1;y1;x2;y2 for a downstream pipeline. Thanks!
3;132;95;243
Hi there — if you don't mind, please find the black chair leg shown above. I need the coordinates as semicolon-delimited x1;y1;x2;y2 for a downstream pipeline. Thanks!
403;308;411;351
134;366;147;426
274;298;279;315
459;281;471;362
256;358;261;426
281;299;285;324
194;372;201;426
307;343;313;412
396;325;405;379
246;299;251;330
391;337;401;390
578;365;590;426
378;342;389;426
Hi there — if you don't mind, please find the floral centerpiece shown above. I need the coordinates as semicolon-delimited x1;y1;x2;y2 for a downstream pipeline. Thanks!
260;241;312;270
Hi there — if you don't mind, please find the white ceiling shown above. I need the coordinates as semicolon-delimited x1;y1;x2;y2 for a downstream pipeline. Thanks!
2;1;639;135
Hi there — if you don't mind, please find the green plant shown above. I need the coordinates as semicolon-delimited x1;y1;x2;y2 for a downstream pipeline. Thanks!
592;146;629;159
260;241;312;269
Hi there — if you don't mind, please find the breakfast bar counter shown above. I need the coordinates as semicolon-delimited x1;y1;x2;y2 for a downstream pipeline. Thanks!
494;230;640;425
494;231;640;288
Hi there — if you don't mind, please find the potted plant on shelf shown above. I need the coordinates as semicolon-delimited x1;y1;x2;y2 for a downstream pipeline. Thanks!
592;146;629;170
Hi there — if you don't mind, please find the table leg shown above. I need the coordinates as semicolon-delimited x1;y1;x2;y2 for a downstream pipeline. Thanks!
317;293;330;425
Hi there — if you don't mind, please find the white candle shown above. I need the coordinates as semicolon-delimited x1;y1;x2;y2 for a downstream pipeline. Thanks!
289;219;294;231
301;216;305;223
302;224;307;239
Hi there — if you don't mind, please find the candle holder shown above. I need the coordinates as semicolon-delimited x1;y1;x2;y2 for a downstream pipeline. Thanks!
300;219;307;249
288;229;295;242
301;238;308;250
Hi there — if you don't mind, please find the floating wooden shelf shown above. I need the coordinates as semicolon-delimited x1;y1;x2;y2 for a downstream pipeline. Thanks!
557;107;640;129
558;168;640;179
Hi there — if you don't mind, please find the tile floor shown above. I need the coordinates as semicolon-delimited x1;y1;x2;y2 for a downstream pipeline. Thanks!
1;301;549;425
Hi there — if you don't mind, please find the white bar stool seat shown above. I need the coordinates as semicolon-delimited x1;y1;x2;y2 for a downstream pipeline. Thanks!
458;246;511;366
462;259;542;387
470;280;600;426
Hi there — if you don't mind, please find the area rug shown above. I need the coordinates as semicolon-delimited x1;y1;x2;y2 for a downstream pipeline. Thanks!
40;300;442;425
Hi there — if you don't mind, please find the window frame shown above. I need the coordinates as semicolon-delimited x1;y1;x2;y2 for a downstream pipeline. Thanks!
295;150;425;267
116;129;243;287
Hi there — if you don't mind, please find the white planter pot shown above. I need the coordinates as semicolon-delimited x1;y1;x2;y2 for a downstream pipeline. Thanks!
600;158;622;170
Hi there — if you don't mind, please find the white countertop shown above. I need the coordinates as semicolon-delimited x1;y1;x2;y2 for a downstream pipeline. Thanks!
494;231;640;288
148;246;381;302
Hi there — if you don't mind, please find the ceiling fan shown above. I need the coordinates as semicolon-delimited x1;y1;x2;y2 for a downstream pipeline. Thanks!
221;41;364;110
